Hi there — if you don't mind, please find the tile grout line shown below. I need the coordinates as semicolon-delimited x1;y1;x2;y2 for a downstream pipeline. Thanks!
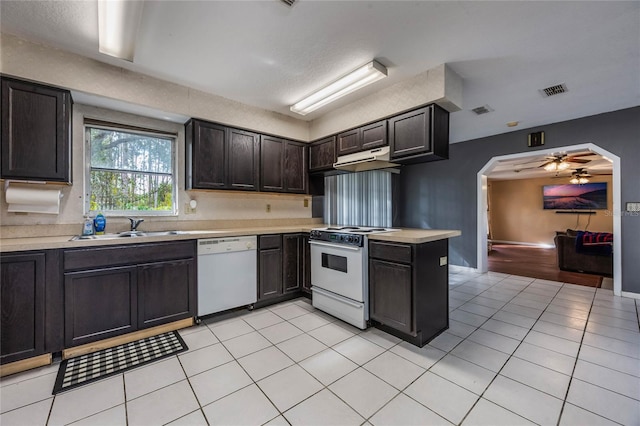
455;276;558;425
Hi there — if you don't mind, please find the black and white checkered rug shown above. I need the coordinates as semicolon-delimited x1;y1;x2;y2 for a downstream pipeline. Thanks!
53;331;188;394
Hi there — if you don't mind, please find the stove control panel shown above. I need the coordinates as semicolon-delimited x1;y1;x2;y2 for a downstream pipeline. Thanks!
309;230;364;247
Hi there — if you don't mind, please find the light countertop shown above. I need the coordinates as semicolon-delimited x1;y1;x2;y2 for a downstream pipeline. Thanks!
0;226;460;252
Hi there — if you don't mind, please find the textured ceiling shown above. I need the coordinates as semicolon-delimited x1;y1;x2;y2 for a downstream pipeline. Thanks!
1;1;638;143
488;150;612;181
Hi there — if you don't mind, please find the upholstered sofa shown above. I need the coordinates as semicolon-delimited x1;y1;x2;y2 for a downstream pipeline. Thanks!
554;230;613;276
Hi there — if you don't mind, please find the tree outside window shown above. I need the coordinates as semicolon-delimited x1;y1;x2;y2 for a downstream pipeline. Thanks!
86;125;175;215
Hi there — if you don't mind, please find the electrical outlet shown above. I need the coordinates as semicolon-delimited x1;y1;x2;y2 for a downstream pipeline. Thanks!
266;204;271;213
184;203;195;215
304;199;309;207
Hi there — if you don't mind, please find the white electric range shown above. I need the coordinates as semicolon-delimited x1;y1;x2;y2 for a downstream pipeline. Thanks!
308;226;398;329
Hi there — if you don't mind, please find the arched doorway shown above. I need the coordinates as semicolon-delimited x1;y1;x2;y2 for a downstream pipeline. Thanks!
477;143;621;295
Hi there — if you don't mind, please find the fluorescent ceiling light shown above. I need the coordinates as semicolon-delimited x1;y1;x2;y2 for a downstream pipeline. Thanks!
290;60;387;116
98;0;144;61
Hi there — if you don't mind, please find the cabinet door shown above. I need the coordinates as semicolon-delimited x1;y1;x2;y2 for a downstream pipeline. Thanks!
228;128;260;190
260;135;284;192
138;259;195;329
64;266;137;347
389;106;432;159
360;120;387;150
336;128;361;156
1;252;46;364
301;235;311;293
283;234;301;293
309;136;336;172
284;141;307;193
369;259;413;335
258;248;283;300
189;120;227;189
1;78;71;182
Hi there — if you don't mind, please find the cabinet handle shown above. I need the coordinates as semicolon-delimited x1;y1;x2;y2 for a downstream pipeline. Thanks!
311;287;363;308
308;240;361;251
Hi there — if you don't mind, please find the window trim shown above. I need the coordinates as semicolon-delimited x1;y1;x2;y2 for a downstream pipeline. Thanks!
84;121;178;217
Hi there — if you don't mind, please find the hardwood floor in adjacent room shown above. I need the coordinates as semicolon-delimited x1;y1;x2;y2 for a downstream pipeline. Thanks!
488;244;604;287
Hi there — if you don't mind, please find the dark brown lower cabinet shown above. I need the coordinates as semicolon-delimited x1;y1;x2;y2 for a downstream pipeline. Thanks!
369;239;449;347
64;266;138;347
283;234;302;293
138;259;196;329
302;235;311;293
258;235;283;300
258;233;310;301
1;252;46;364
369;259;413;335
63;241;196;347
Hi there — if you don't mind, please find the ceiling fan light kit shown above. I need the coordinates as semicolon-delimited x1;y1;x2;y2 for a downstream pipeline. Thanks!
290;60;388;116
570;176;589;184
544;160;570;172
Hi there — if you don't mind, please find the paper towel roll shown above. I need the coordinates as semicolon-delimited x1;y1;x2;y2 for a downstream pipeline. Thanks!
6;184;62;214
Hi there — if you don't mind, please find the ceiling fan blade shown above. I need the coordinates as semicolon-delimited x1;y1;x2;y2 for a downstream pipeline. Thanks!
569;158;590;163
568;153;598;158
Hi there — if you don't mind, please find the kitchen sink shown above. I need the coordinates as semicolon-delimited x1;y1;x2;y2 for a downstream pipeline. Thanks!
69;230;187;241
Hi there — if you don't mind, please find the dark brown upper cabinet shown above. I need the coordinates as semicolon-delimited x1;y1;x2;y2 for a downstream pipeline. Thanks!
388;104;449;164
186;119;259;191
336;120;387;156
260;135;307;194
227;128;260;190
283;141;307;193
1;77;72;183
309;136;336;172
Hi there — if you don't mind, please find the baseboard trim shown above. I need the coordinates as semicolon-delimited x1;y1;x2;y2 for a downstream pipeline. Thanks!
490;240;555;248
62;318;194;360
0;353;52;378
449;265;478;274
621;291;640;300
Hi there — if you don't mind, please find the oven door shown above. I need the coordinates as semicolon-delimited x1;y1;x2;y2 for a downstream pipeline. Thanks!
309;240;364;302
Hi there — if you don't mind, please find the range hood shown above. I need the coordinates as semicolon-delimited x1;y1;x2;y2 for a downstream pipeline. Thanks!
333;146;400;172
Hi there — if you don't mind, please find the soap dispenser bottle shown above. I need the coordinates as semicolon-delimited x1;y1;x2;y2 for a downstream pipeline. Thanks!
93;212;106;235
82;216;94;236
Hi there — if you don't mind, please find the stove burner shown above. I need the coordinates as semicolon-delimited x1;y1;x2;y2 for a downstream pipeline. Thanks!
326;226;361;231
357;228;386;233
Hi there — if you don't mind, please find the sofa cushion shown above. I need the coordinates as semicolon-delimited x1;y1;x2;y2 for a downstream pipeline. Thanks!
566;229;578;237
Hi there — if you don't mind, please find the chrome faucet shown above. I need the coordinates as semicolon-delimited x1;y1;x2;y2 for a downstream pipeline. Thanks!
128;217;144;232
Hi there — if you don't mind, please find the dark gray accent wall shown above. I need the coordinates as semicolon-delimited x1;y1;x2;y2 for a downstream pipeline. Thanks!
397;107;640;294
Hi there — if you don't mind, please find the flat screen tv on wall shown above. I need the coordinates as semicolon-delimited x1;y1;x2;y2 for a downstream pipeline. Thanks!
542;183;608;210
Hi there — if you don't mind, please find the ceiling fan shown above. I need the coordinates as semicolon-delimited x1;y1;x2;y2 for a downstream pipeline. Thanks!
511;153;596;173
538;154;593;171
551;167;612;184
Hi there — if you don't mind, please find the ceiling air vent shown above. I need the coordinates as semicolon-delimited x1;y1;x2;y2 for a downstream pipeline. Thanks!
472;105;493;115
541;83;568;97
281;0;296;6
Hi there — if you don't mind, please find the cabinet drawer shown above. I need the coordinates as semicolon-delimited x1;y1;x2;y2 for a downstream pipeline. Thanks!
369;241;412;264
259;234;282;250
64;241;196;271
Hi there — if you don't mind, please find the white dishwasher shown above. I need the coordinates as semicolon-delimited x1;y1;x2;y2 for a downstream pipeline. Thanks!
197;236;257;318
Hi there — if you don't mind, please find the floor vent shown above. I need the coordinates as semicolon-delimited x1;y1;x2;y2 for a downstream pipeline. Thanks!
472;105;493;115
541;83;568;97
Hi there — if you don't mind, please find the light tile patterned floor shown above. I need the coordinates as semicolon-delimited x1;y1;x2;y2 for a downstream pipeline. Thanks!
1;270;639;425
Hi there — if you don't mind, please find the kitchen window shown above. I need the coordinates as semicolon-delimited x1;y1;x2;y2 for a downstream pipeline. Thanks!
85;121;176;216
